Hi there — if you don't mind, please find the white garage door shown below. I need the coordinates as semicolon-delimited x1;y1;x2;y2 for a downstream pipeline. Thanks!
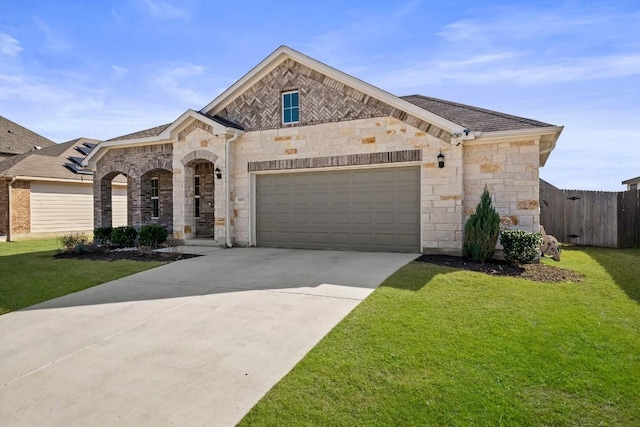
256;166;420;252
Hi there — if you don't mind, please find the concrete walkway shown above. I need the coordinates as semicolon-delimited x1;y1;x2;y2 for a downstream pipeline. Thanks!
0;247;416;426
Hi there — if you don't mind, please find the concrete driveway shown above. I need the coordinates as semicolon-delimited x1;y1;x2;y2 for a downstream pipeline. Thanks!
0;247;416;426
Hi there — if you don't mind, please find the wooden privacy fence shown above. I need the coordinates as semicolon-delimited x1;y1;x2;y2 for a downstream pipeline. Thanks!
540;187;640;248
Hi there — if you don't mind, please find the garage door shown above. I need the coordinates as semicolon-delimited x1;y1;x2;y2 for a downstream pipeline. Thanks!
256;166;420;252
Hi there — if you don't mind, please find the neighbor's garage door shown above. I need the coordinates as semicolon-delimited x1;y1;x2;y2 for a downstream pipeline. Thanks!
256;166;420;252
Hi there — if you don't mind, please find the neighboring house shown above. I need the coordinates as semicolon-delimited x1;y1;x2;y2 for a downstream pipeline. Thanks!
0;138;127;241
0;115;56;161
622;176;640;191
83;46;563;254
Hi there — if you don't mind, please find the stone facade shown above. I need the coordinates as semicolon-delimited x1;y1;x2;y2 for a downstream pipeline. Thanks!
463;140;540;230
90;54;546;255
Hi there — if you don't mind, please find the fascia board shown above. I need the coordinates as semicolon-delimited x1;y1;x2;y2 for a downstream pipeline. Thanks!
202;46;465;134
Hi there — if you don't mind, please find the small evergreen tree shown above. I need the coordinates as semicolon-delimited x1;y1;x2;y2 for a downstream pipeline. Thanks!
463;187;501;262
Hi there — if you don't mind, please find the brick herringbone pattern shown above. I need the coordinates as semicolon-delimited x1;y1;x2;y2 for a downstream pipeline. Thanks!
217;59;450;142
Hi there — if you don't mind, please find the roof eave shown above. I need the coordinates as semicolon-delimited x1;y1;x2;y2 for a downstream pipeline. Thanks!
465;125;564;167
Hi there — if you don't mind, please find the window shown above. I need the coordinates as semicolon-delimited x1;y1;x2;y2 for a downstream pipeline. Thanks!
194;175;201;218
282;90;299;124
151;177;159;218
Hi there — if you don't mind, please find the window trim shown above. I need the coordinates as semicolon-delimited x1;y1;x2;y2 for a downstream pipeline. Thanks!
151;177;159;219
282;90;299;125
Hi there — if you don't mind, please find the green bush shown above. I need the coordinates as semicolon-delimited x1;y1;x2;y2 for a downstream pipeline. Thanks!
138;225;168;248
111;226;137;247
58;232;90;251
93;227;113;245
500;229;543;264
463;187;501;262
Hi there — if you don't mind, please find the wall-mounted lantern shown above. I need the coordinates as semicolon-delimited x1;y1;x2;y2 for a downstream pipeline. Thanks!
215;167;222;179
437;152;445;168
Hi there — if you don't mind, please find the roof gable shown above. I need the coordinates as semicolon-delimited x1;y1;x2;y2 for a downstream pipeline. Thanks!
202;46;467;142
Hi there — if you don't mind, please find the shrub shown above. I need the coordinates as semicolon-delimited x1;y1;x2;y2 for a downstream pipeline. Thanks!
111;226;137;247
138;225;168;248
500;229;544;264
58;232;90;251
463;187;501;262
93;227;113;245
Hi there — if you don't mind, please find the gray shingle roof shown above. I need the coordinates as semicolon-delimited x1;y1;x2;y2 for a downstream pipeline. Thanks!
0;116;56;155
0;137;112;181
401;95;555;133
107;123;172;142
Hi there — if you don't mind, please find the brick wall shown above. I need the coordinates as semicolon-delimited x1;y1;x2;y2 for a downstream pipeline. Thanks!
0;181;8;234
94;143;173;231
11;180;31;234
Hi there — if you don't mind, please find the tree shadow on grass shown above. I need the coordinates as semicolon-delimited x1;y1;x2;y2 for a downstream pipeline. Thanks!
564;246;640;305
378;261;452;292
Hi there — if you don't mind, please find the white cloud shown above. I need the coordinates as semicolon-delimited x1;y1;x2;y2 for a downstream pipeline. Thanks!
0;33;22;56
152;63;209;105
33;17;71;52
111;65;128;80
141;0;188;19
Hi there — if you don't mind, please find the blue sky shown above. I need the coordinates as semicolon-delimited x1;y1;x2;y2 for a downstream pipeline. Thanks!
1;0;638;190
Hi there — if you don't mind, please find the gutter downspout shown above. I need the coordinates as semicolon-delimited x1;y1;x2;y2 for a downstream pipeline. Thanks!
224;131;241;248
7;177;16;242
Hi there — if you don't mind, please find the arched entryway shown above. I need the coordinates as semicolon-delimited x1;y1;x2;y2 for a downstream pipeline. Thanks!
96;170;130;229
181;150;219;239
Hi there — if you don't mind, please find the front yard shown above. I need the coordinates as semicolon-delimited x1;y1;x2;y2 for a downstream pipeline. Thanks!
0;239;162;315
240;247;640;426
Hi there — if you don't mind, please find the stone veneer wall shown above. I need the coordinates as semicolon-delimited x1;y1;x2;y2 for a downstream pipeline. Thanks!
463;140;540;232
227;116;464;254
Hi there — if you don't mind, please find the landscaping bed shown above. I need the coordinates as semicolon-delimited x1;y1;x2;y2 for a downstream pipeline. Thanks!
416;254;584;282
54;248;200;263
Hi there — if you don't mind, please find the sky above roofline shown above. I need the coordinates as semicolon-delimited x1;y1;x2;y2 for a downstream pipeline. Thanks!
1;0;638;190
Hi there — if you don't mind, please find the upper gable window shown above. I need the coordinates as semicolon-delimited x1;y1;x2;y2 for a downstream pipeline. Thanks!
282;91;299;124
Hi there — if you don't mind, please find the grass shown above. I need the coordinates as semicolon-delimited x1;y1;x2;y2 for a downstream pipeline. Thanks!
239;247;640;426
0;239;162;315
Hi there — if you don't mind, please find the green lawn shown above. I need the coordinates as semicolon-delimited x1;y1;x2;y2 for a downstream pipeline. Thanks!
0;239;162;315
240;247;640;426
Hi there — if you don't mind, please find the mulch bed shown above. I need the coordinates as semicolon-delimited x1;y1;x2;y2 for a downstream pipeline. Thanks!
416;254;584;283
54;249;201;263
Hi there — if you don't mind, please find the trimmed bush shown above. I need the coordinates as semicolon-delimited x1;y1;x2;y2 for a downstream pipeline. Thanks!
111;226;137;248
500;229;544;264
93;227;113;245
58;232;90;251
463;187;501;262
138;225;168;248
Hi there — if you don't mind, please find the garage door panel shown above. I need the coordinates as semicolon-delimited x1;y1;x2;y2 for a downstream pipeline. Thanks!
256;166;420;252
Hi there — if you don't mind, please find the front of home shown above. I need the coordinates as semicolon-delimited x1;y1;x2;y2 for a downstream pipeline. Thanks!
83;46;562;254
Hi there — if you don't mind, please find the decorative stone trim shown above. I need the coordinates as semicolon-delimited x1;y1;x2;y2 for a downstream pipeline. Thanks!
248;149;422;172
181;150;219;166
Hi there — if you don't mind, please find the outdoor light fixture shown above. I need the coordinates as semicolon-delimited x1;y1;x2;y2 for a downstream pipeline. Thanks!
215;167;222;179
438;152;445;168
